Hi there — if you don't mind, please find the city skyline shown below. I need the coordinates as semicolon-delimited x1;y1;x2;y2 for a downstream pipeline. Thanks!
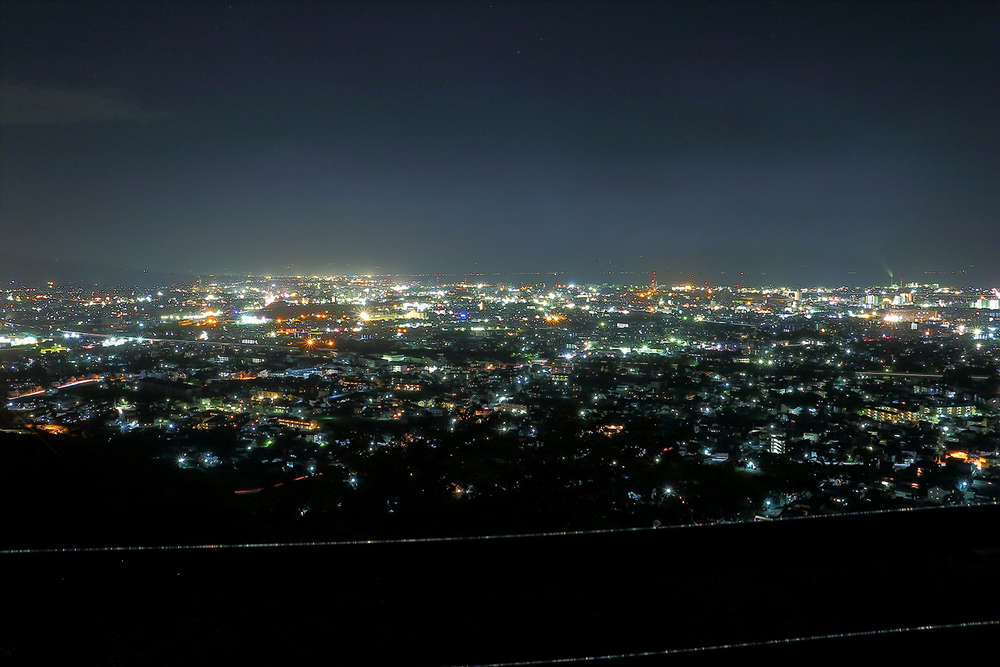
1;253;996;292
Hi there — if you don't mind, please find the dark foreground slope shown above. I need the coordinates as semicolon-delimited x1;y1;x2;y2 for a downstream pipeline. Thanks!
2;504;997;665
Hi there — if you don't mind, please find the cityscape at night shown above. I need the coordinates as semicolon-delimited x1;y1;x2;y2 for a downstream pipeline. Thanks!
2;272;1000;536
2;1;997;664
1;272;998;661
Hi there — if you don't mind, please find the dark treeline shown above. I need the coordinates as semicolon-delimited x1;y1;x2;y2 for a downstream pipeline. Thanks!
1;410;900;550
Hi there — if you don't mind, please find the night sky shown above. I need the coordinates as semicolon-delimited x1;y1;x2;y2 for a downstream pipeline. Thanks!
2;1;997;286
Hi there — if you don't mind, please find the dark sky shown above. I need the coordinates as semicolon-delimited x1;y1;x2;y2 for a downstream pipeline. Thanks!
2;1;997;286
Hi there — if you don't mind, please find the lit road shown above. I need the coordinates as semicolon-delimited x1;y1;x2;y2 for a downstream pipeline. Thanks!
59;330;325;354
8;376;103;400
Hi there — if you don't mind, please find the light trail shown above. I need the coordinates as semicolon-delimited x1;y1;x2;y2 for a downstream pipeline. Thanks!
233;472;323;494
1;502;995;555
460;620;1000;666
7;376;102;399
58;378;100;388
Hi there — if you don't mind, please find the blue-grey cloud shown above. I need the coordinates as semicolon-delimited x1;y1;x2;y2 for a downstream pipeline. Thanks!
0;81;164;126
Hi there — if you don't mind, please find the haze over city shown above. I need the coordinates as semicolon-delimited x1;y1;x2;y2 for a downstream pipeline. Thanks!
2;1;997;287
